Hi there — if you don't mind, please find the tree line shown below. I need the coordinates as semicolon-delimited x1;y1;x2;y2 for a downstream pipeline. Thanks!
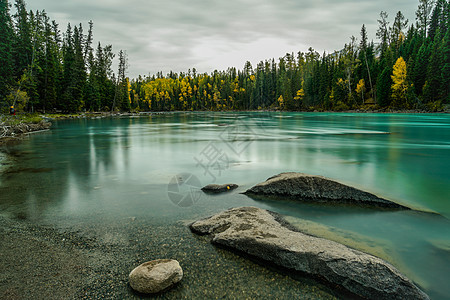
1;0;449;113
131;0;449;112
0;0;130;113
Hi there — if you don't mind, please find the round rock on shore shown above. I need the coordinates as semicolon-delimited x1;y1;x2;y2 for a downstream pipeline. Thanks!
129;259;183;294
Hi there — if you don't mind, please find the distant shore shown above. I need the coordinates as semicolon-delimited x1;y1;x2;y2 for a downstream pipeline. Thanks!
1;108;448;145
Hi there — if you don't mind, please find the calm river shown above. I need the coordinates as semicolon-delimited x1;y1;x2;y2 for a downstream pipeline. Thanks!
1;112;449;299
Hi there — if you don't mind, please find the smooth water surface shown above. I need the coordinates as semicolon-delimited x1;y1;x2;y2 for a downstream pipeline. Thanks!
1;112;449;299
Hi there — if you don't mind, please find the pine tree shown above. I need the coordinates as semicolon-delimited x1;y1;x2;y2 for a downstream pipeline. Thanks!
40;12;61;111
0;0;14;102
377;11;390;54
377;66;392;107
391;11;409;54
97;44;115;110
424;33;444;103
32;10;47;111
444;0;450;33
84;20;97;111
342;37;360;106
441;28;450;103
428;0;444;41
116;49;130;111
416;0;435;38
73;24;86;110
360;24;368;51
358;24;376;102
61;23;75;111
413;43;431;96
13;0;32;77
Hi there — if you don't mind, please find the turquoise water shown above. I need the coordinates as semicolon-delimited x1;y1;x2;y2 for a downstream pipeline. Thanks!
1;112;449;299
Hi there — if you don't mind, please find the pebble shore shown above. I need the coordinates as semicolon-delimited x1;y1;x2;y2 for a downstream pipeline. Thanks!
0;213;342;299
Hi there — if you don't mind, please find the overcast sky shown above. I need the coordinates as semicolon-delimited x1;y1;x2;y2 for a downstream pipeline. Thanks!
25;0;416;78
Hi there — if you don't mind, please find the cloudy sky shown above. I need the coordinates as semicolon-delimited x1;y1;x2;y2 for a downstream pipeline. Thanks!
26;0;416;78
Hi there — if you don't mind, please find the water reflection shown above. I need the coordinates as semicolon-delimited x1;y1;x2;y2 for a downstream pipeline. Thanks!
1;112;449;217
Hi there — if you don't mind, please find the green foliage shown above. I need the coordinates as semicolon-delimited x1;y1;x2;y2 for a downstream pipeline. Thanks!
116;50;130;111
377;67;392;107
333;101;349;112
13;0;32;78
0;0;126;113
413;43;430;96
0;0;14;101
425;100;443;111
1;113;43;125
423;32;445;103
6;89;28;111
440;28;450;103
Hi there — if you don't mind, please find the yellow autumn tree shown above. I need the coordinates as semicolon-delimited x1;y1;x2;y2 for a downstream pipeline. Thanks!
277;95;284;109
127;78;132;102
355;79;366;104
391;57;411;108
294;79;305;108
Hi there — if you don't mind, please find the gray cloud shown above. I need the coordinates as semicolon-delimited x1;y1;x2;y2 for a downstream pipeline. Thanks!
25;0;416;77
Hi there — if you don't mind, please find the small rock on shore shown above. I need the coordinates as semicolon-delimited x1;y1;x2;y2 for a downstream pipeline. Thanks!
129;259;183;294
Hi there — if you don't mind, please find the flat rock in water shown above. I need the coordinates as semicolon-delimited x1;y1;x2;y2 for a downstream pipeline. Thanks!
201;184;238;194
190;207;429;300
129;259;183;294
244;172;408;209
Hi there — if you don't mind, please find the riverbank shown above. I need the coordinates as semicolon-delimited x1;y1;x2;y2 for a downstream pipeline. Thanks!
0;112;147;146
0;115;52;146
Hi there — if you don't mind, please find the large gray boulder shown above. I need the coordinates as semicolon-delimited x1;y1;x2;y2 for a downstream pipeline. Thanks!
129;259;183;294
244;172;408;209
190;207;428;300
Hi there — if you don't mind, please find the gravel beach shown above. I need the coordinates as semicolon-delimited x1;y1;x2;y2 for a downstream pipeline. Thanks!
0;214;341;299
0;215;87;299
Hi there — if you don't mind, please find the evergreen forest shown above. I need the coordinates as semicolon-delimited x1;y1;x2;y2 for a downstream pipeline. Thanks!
1;0;449;113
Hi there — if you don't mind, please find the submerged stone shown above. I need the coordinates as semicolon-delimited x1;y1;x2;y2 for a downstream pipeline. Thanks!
190;207;429;300
201;184;238;194
129;259;183;294
244;172;409;209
